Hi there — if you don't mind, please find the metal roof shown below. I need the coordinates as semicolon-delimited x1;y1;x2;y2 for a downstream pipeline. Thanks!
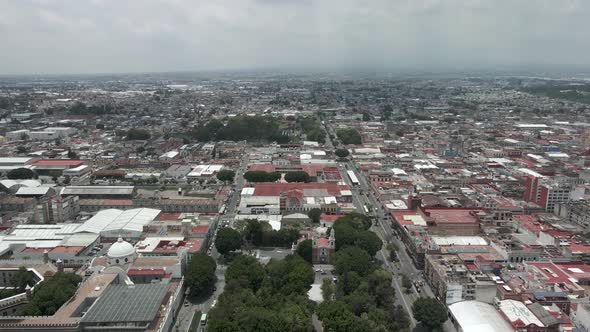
75;208;161;234
15;187;51;196
81;284;168;323
62;186;134;196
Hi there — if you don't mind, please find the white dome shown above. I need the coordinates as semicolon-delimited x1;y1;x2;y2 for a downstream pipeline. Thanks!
107;238;135;258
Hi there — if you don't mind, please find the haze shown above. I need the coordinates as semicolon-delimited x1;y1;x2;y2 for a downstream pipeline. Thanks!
1;0;588;75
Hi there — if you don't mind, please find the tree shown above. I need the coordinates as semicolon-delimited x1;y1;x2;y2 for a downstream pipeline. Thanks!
284;171;311;183
11;267;33;291
7;168;36;179
335;246;372;276
307;208;322;223
225;255;265;291
243;219;264;246
244;170;280;183
321;277;334;301
334;148;349;158
18;272;81;316
401;274;412;293
336;128;362;145
126;128;151;140
67;149;78;159
216;169;235;183
185;253;217;297
316;300;360;332
266;255;314;296
295;239;312;264
215;227;242;255
354;231;382;257
412;297;448;331
16;145;28;154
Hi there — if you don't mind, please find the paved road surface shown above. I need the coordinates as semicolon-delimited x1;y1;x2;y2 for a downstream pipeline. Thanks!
326;121;454;332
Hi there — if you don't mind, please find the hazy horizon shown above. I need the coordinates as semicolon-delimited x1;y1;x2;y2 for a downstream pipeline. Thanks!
2;0;589;75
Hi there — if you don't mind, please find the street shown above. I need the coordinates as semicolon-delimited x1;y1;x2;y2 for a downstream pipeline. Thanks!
173;264;226;332
325;122;454;332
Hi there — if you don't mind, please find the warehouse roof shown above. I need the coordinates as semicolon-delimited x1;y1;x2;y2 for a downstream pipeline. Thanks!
15;187;52;196
81;284;168;323
0;157;35;165
448;300;512;332
75;208;161;234
62;186;135;196
32;159;83;167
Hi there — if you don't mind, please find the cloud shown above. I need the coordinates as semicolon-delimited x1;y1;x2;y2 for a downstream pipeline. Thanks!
0;0;588;74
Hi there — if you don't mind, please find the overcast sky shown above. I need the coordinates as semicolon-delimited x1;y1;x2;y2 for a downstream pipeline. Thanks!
1;0;588;75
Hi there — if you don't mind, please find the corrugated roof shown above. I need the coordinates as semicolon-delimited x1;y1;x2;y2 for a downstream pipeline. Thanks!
62;186;134;196
75;208;160;234
15;187;51;196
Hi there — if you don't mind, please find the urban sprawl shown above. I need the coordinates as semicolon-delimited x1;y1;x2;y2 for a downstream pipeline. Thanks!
0;73;589;332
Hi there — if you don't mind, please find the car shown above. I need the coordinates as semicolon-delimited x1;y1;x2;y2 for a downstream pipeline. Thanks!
332;276;338;283
315;268;322;273
184;300;190;307
321;270;327;275
212;299;217;307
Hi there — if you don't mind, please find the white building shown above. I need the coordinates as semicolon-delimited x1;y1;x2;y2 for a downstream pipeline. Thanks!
448;300;513;332
74;208;161;240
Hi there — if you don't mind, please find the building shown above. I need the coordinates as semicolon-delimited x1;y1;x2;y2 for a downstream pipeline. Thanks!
448;300;513;332
74;208;161;241
424;254;497;305
30;160;84;177
106;237;137;266
556;200;590;229
498;300;560;332
79;283;172;331
523;176;572;212
62;186;136;199
33;195;80;224
312;228;335;264
251;183;349;213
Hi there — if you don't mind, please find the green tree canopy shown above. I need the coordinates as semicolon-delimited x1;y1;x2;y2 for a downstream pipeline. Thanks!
412;297;448;331
321;277;334;302
11;267;33;292
336;128;362;145
316;300;362;332
334;246;372;276
185;253;217;297
18;272;82;316
126;128;151;140
295;239;312;264
225;255;265;292
215;227;242;255
307;208;322;223
7;168;36;179
216;169;235;183
244;170;281;183
284;171;311;183
333;214;381;256
334;148;349;158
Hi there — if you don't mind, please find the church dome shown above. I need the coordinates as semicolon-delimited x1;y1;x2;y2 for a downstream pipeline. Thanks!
107;237;135;259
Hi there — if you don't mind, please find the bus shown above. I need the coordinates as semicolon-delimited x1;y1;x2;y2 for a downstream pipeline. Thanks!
346;170;359;186
200;313;208;326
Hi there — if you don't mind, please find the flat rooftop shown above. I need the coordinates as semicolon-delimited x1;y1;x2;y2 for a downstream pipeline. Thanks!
81;283;169;324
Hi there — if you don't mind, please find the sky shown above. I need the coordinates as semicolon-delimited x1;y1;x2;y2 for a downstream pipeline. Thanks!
0;0;589;75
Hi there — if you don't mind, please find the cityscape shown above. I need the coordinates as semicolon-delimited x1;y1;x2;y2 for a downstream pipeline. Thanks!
1;1;590;332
